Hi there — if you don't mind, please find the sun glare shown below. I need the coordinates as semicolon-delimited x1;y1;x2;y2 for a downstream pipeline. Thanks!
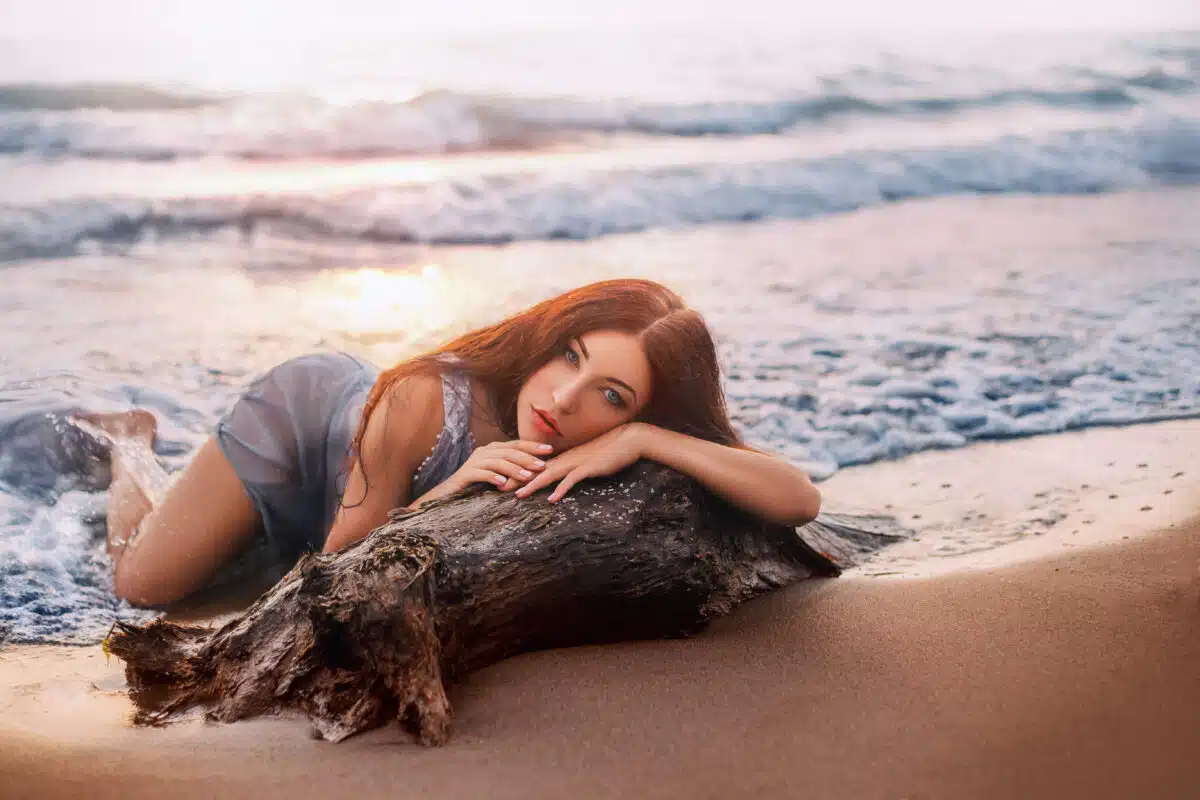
312;264;454;337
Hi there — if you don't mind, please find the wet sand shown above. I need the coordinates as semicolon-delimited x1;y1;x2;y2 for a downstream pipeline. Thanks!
2;419;1198;799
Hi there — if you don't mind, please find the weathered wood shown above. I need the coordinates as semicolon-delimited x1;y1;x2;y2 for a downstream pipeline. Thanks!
106;461;906;745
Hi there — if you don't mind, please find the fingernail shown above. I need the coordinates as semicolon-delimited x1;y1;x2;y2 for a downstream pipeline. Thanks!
494;475;506;484
519;469;532;478
538;444;553;452
533;459;545;467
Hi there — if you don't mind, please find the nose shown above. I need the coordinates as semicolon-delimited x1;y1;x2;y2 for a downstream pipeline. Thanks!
552;376;583;414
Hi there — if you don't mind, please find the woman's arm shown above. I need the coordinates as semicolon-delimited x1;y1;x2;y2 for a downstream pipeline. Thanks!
637;424;821;527
323;375;443;553
324;376;554;553
515;422;821;527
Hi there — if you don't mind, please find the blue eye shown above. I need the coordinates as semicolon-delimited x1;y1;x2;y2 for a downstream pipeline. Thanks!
604;388;625;407
565;345;579;365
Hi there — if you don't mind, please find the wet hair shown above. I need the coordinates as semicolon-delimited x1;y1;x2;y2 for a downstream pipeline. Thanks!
349;277;742;485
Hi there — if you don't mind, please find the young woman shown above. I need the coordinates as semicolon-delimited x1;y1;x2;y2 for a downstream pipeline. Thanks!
74;278;821;607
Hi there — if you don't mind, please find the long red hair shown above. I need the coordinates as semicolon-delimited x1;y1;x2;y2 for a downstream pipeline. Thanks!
350;278;741;473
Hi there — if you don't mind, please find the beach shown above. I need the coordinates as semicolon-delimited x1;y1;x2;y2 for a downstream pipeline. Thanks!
2;418;1197;799
2;184;1198;796
2;23;1199;797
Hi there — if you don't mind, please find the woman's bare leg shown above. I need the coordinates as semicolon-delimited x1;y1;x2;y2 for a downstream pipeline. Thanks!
72;411;165;559
74;411;262;607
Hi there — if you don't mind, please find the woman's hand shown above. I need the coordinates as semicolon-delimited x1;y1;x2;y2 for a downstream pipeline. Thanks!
450;439;554;494
515;422;648;503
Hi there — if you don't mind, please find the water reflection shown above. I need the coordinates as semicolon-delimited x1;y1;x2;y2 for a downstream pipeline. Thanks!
314;264;450;334
297;261;511;365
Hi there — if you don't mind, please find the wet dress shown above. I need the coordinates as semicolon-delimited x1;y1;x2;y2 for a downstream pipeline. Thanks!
215;352;476;562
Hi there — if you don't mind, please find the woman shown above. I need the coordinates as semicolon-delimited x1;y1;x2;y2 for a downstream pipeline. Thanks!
75;278;821;607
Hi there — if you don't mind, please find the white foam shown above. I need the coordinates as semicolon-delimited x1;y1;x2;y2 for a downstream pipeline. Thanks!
2;115;1197;260
0;490;156;644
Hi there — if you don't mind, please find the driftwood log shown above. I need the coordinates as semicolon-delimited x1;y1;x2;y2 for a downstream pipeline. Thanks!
106;462;906;745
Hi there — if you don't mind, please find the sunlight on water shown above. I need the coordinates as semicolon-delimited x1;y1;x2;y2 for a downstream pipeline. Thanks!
316;263;451;331
312;264;455;336
216;159;445;196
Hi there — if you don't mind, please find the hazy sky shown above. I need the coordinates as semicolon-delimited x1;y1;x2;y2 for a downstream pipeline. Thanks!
2;0;1197;41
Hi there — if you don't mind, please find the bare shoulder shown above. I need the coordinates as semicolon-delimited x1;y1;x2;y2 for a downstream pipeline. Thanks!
327;371;447;552
381;372;442;415
361;372;445;471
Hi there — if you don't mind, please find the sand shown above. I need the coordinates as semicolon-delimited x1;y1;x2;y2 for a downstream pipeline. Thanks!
2;419;1198;799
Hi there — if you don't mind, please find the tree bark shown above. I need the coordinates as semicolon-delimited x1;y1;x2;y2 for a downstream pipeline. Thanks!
105;462;906;745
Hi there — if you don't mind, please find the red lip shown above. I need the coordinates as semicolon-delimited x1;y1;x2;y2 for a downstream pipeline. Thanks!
532;405;561;436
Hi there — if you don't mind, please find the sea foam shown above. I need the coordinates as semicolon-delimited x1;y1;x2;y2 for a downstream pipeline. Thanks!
2;116;1197;261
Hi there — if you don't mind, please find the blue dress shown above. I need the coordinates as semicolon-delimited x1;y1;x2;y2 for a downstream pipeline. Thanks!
214;352;476;561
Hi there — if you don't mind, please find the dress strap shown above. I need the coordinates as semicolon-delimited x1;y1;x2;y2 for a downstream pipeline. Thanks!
440;369;474;445
410;369;477;497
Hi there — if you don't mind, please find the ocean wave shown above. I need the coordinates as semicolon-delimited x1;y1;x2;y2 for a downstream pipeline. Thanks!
2;117;1197;261
0;82;221;112
0;65;1194;161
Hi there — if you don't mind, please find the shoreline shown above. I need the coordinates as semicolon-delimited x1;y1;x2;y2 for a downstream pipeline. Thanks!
2;418;1198;798
822;417;1199;578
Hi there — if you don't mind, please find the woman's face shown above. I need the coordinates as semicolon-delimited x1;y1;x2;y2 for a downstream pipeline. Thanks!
516;329;653;450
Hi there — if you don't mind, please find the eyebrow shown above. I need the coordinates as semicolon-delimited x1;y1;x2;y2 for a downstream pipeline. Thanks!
574;337;639;400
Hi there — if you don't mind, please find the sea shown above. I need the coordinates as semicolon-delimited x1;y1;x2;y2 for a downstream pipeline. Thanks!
1;26;1198;643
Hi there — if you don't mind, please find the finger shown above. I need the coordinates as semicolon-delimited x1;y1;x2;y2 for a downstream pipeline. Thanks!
481;458;536;487
494;449;549;472
471;467;514;489
514;475;549;498
515;461;571;498
506;440;557;457
548;468;587;502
